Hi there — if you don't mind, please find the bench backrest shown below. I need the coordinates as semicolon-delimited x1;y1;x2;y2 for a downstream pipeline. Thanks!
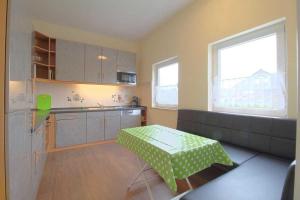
177;109;296;159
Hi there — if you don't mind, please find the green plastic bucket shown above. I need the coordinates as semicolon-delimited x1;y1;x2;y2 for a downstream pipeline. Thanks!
37;94;52;110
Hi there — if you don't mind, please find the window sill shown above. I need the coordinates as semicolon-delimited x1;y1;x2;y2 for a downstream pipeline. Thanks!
152;106;178;111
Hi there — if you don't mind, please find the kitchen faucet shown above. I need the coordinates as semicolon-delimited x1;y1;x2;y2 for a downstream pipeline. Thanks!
97;102;104;108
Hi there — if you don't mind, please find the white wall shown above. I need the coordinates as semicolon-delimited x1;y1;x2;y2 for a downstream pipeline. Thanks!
139;0;297;128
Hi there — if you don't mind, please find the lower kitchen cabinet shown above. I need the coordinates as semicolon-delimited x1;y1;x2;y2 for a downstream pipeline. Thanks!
32;121;47;199
87;112;105;143
54;109;142;148
104;111;121;140
121;110;141;129
56;113;86;148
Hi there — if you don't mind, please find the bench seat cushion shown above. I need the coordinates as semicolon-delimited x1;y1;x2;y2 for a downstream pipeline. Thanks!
221;142;258;165
181;154;291;200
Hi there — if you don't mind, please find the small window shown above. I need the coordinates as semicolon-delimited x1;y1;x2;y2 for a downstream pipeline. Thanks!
152;57;179;109
210;20;287;117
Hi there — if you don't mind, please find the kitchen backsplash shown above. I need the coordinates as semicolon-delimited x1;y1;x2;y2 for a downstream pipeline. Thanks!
35;82;137;108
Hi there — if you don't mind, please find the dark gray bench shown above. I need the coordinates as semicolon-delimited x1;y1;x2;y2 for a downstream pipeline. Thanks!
177;109;296;200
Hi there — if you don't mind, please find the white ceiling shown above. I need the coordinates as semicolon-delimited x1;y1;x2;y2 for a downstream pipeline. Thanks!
32;0;194;41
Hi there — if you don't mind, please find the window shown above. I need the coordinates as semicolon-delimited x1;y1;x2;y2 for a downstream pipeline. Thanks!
152;57;179;109
210;20;287;117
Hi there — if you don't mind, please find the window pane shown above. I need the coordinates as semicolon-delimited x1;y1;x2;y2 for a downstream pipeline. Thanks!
153;58;179;108
212;25;287;117
155;86;178;106
219;34;277;81
158;63;178;86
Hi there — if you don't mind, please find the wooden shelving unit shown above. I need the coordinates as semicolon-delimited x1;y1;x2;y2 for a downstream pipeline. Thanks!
32;31;56;80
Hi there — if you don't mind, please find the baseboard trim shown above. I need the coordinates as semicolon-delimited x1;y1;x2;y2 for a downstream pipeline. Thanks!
48;139;116;152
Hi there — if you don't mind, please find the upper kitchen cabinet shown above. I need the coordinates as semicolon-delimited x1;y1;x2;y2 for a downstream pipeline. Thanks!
117;50;136;73
101;47;117;84
84;44;102;83
56;39;85;82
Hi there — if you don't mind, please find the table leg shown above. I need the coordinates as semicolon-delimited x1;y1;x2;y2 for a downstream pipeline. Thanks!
128;157;155;200
186;178;193;190
137;158;155;200
127;163;148;190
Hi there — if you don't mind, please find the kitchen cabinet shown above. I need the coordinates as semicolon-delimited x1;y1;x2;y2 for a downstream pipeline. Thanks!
56;39;85;82
117;50;136;73
87;112;105;143
54;109;142;147
101;47;117;84
84;44;101;83
56;113;86;148
42;37;137;85
121;110;141;129
32;121;47;199
7;111;33;200
104;111;121;140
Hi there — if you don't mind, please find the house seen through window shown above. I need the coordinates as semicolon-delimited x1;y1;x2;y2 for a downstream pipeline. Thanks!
210;20;287;117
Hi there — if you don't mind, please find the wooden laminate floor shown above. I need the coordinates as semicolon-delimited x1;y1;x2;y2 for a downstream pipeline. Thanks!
37;142;225;200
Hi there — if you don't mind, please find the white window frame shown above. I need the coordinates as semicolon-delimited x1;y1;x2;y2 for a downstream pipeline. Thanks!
152;57;179;110
209;19;287;117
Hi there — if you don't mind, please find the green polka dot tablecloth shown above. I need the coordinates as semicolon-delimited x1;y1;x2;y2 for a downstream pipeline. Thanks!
117;125;233;192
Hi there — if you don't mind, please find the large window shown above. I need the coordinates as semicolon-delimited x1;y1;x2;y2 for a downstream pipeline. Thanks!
210;20;287;117
152;57;179;109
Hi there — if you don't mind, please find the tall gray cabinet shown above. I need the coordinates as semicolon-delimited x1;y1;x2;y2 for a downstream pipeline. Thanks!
31;122;47;199
7;112;33;200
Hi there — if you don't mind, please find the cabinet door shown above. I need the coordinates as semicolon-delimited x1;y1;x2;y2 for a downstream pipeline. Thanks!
84;44;101;83
56;39;85;82
56;113;86;148
7;111;33;200
102;47;117;84
87;112;105;143
104;111;121;140
31;122;46;199
121;110;141;129
117;50;136;73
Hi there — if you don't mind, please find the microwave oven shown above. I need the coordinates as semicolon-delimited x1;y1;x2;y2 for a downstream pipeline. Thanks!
117;72;136;84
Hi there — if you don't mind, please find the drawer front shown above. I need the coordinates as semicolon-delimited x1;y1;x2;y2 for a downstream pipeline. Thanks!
55;112;86;120
105;111;121;117
87;112;104;119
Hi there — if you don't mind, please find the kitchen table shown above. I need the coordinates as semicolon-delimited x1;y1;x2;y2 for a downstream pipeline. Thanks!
117;125;233;198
